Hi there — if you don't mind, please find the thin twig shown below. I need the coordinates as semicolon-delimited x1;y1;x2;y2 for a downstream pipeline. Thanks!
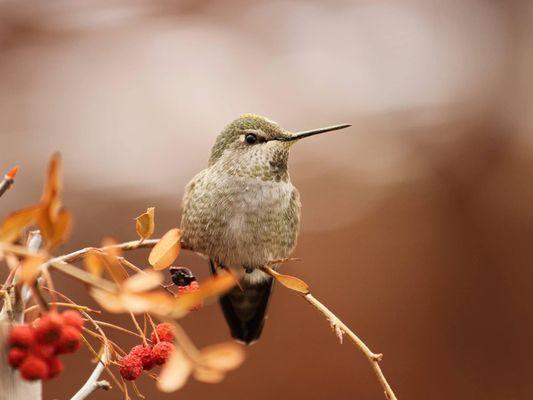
71;345;110;400
262;266;398;400
303;294;396;400
128;312;147;346
0;166;18;199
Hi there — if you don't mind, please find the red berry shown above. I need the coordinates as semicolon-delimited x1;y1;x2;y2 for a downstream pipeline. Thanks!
119;355;143;381
177;283;202;311
46;357;63;379
55;325;81;354
130;345;154;371
61;310;84;331
32;343;56;360
8;348;27;368
9;325;35;349
150;323;174;343
35;312;63;344
19;355;49;381
151;341;174;365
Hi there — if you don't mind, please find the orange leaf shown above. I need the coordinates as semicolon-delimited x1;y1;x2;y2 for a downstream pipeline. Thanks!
135;207;155;242
90;289;126;313
174;271;238;312
20;254;45;285
123;270;163;293
49;209;71;248
100;238;128;284
157;347;193;392
193;366;225;383
198;342;245;372
266;267;310;294
84;250;104;278
90;289;176;315
41;152;62;205
0;205;42;243
148;228;182;270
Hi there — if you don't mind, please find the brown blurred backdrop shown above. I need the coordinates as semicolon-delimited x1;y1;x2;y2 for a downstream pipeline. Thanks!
1;0;533;399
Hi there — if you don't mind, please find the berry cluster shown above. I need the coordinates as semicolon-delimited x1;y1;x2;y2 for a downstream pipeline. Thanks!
169;266;202;311
119;323;175;381
7;310;84;381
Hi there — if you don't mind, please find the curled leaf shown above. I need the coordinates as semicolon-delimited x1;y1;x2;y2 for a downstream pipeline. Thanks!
0;205;42;243
157;347;193;392
135;207;155;242
148;228;182;270
41;152;62;205
38;207;72;249
263;266;310;294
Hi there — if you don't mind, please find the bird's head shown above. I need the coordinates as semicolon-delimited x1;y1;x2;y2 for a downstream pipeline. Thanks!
208;114;350;181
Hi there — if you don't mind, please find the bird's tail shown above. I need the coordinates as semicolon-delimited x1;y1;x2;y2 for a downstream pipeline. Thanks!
210;260;274;345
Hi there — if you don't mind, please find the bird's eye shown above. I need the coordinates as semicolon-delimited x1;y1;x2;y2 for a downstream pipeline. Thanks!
245;133;257;144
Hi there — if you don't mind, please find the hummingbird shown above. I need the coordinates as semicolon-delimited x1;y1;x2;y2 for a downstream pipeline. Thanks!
180;114;350;344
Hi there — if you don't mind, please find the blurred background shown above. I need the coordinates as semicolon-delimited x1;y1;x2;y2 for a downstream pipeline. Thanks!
1;0;533;399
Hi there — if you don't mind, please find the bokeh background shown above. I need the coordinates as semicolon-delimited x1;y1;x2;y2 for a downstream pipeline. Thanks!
1;0;533;399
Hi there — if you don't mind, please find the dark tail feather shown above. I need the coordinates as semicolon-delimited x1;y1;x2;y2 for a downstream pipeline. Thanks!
210;260;274;345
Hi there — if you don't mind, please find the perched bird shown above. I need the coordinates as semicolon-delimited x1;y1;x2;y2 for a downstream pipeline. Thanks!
181;114;350;344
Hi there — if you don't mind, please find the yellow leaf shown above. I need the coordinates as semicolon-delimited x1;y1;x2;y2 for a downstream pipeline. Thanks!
198;342;245;372
123;270;163;293
157;347;193;392
148;228;181;270
135;207;155;242
20;254;45;285
0;205;42;243
265;267;310;294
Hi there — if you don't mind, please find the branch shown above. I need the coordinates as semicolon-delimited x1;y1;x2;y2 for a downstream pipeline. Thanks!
70;346;111;400
0;166;18;199
262;266;398;400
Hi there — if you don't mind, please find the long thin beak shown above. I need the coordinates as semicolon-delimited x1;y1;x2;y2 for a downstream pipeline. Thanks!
279;123;351;141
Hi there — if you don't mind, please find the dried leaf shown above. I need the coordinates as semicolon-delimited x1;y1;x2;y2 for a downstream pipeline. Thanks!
100;238;128;284
148;228;182;270
123;270;163;293
48;208;72;248
20;254;45;285
265;267;310;294
90;289;176;315
41;152;62;205
198;342;245;372
173;271;238;312
0;205;42;243
50;261;117;292
193;366;225;383
90;289;126;313
135;207;155;242
157;347;193;392
85;250;104;278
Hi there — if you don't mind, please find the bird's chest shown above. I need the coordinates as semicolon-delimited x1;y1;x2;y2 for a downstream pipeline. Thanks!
184;174;300;267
